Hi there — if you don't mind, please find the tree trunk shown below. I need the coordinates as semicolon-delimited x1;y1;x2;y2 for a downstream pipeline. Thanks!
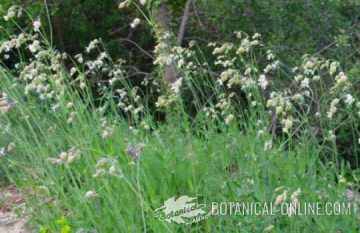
154;3;176;83
154;1;196;83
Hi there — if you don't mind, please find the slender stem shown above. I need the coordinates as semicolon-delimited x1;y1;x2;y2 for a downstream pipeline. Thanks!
43;0;53;46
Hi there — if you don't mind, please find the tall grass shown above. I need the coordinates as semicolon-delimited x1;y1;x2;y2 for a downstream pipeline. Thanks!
0;2;359;232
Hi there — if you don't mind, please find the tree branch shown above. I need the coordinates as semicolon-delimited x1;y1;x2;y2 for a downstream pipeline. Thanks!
177;0;196;45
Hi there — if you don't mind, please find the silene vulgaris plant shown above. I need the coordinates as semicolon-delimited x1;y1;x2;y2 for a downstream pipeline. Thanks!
0;1;359;232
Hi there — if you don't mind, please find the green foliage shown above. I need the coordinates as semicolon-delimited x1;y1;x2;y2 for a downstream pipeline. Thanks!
1;0;155;67
199;0;358;65
2;0;358;67
0;68;358;232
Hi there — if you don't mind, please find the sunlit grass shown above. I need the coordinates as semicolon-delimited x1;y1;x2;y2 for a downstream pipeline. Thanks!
0;67;359;232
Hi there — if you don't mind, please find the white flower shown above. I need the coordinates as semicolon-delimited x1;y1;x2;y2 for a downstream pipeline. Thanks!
80;82;86;89
67;154;77;164
291;188;301;201
130;18;141;28
252;33;261;39
67;117;75;125
0;148;5;156
328;130;336;141
140;0;147;5
33;19;41;32
6;143;16;153
258;74;268;90
336;72;348;86
119;0;130;9
75;54;84;63
171;78;183;93
101;128;114;139
300;78;310;88
66;102;74;109
304;60;314;69
59;152;68;160
250;40;259;46
327;106;337;119
29;40;41;53
266;99;275;108
344;94;354;106
119;2;127;9
84;190;98;199
275;190;288;205
225;114;234;124
266;50;275;60
264;225;274;232
313;75;320;81
329;61;337;75
338;175;346;184
0;95;16;113
4;9;16;21
86;39;99;53
70;67;77;76
96;158;111;169
294;75;301;83
177;59;185;68
257;130;264;137
264;140;273;151
331;98;340;106
47;158;62;165
293;94;304;103
282;118;293;134
109;165;116;174
275;106;283;115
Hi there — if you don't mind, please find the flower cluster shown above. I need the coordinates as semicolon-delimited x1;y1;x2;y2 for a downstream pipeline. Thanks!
203;93;233;121
154;33;197;72
47;147;81;165
262;55;358;135
0;33;32;57
93;157;120;178
0;17;69;105
3;5;23;21
126;141;145;161
274;187;301;216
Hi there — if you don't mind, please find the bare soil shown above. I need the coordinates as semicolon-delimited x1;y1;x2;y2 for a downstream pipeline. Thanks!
0;184;31;233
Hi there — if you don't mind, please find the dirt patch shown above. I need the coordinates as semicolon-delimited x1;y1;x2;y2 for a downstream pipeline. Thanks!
0;184;32;233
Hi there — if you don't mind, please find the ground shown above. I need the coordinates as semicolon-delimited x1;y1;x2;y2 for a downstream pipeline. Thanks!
0;184;30;233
